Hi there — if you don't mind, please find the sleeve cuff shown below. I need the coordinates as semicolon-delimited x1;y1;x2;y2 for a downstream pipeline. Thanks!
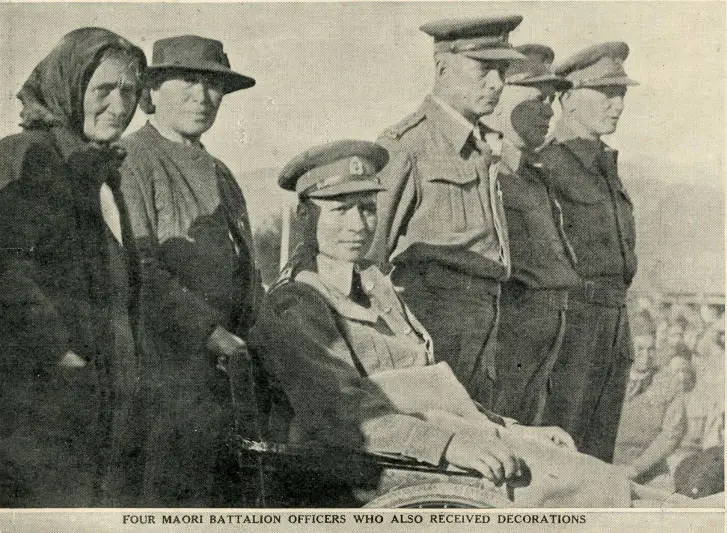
405;422;456;466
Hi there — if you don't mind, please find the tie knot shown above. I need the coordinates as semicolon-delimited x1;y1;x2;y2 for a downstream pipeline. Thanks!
471;128;492;156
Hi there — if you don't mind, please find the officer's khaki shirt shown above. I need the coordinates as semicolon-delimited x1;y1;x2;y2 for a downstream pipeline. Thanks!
371;95;510;280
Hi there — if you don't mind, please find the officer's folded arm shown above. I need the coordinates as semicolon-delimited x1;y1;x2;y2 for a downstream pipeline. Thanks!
504;423;577;451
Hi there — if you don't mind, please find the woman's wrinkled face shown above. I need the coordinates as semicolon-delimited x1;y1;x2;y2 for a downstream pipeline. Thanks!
83;55;140;142
311;192;377;263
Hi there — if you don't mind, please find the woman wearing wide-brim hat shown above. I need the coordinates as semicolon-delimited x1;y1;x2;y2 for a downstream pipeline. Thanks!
118;35;264;506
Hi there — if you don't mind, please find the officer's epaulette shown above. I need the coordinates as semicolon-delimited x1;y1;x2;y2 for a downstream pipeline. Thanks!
269;244;317;293
380;109;426;140
268;263;294;293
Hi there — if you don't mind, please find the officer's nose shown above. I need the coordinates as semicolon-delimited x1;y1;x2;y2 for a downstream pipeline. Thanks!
609;95;625;115
484;69;505;93
344;206;367;232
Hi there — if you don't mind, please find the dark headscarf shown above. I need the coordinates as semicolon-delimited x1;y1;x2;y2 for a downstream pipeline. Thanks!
17;27;146;139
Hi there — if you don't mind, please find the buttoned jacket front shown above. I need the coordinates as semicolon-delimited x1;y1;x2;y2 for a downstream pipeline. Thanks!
539;128;637;285
499;141;580;289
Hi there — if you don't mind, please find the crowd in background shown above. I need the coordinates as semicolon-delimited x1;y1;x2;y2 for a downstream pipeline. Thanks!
614;297;724;496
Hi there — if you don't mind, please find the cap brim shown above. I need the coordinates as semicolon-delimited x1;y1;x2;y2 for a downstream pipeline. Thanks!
145;64;256;93
579;76;639;87
462;48;526;62
306;180;386;199
507;73;572;91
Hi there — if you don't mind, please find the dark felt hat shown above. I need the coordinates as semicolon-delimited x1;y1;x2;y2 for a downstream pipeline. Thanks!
420;15;526;62
145;35;255;94
279;140;388;199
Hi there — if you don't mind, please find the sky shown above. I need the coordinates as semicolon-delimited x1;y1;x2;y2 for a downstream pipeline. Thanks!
0;1;724;189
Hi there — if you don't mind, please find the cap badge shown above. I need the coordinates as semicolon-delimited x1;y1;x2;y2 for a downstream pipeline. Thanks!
349;156;365;176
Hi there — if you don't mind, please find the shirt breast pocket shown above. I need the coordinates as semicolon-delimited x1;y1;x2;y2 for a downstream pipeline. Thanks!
420;160;481;233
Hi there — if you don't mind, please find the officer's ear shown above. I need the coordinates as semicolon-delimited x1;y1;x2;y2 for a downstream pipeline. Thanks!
559;89;575;113
434;53;448;78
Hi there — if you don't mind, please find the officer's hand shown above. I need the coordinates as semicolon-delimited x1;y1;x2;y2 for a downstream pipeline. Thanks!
625;465;640;480
509;424;577;451
444;433;522;485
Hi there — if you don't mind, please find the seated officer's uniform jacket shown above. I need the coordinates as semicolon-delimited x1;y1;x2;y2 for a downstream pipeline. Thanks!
249;251;642;507
370;95;510;281
249;252;512;466
539;125;637;289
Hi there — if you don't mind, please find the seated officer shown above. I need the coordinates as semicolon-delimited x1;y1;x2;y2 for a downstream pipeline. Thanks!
249;140;655;508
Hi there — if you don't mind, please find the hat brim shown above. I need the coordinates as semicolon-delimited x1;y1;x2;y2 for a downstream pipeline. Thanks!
577;76;639;88
145;63;256;93
507;74;573;91
462;48;526;62
306;180;386;199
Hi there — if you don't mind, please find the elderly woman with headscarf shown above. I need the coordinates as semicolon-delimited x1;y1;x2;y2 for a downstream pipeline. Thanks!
0;27;146;507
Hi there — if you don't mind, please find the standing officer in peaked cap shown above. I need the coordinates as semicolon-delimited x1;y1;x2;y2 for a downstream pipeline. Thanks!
119;35;264;505
538;42;639;462
369;16;525;407
515;43;555;67
488;47;581;425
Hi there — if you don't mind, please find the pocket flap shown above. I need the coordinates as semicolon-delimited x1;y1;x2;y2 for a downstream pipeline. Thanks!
418;157;478;185
555;177;604;204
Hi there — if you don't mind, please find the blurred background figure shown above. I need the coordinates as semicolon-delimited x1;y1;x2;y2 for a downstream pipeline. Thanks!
624;309;658;399
613;355;694;484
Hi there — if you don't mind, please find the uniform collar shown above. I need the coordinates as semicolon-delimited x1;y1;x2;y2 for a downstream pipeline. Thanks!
426;94;478;154
551;119;615;171
500;138;541;175
316;254;354;297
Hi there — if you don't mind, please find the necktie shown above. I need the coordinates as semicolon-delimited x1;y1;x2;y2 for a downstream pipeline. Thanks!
350;269;371;308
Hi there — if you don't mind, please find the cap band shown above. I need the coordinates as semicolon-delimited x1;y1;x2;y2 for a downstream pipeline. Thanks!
300;175;382;197
434;34;510;54
296;156;378;195
567;55;631;87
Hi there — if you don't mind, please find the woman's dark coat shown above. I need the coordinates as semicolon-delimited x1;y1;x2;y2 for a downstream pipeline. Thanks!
0;27;146;507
